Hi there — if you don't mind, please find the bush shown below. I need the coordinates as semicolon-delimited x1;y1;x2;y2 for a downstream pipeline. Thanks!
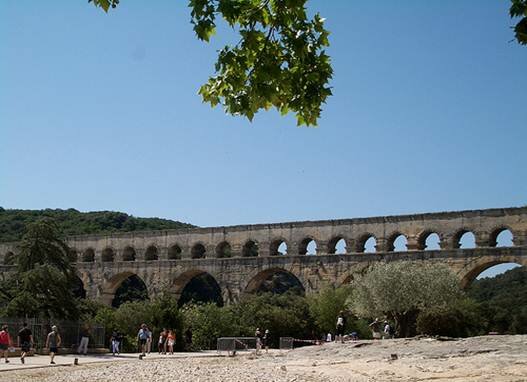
94;294;184;352
180;292;318;349
232;292;317;347
416;298;484;337
181;303;240;350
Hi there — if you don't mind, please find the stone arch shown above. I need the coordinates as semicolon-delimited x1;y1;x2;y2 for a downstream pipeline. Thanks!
299;237;317;255
122;246;136;261
4;251;15;265
417;230;442;250
458;256;527;289
82;248;95;262
242;240;259;257
100;271;149;306
173;269;223;306
489;227;514;247
191;243;206;259
168;244;182;260
328;236;347;254
101;247;115;262
245;267;305;295
216;241;232;258
453;229;476;249
387;232;408;252
145;245;159;261
355;233;377;253
269;239;288;256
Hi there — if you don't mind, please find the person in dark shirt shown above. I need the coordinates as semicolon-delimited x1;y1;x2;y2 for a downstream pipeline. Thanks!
77;326;90;355
18;323;33;364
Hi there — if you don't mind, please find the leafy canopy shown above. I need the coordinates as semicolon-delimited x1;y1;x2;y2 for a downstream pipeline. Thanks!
0;220;80;319
510;0;527;45
349;261;463;337
90;0;332;126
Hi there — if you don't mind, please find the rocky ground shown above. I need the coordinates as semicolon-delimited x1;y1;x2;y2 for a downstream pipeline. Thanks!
1;335;526;382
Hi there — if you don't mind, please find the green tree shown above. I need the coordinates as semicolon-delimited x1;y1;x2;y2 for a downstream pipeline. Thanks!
416;298;484;338
307;285;351;334
0;220;80;319
181;303;241;350
511;0;527;45
90;0;332;126
468;266;527;334
232;292;316;346
348;262;463;337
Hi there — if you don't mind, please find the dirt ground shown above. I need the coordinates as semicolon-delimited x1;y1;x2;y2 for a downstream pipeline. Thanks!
1;335;525;382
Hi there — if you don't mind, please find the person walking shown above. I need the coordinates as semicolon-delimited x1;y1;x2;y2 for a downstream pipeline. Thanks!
255;328;262;355
137;324;148;356
77;325;90;355
110;330;120;356
145;326;152;354
369;318;382;340
17;323;33;364
262;329;270;353
158;329;167;354
167;330;175;355
383;321;394;339
45;326;61;364
336;311;346;343
0;325;13;363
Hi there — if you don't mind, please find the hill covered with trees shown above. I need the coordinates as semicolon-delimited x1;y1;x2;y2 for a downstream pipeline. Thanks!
0;208;194;242
468;266;527;334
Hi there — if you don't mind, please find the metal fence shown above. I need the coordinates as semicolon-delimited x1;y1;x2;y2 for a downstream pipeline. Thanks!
279;337;321;350
0;318;105;351
217;337;257;354
279;337;294;350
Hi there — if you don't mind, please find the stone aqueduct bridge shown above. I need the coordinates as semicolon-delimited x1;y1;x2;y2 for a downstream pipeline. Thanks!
1;207;526;306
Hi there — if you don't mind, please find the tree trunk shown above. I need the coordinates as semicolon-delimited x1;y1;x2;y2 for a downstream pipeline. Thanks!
394;310;419;337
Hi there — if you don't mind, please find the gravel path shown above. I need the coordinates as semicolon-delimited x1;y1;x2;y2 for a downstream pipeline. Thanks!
1;335;526;382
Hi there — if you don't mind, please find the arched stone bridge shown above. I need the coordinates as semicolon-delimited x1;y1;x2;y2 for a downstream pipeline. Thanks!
1;207;526;306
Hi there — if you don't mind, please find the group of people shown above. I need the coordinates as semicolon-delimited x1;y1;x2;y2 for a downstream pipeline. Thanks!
369;318;395;340
136;324;193;357
326;312;395;343
0;323;62;365
254;328;270;354
157;328;176;355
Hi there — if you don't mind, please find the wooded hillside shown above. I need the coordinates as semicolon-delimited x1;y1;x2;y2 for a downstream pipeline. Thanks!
0;208;194;242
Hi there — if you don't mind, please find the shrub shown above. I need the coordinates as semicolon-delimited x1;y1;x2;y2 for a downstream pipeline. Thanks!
416;298;484;337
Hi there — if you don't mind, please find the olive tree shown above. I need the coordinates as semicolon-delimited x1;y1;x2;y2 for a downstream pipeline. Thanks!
348;261;463;337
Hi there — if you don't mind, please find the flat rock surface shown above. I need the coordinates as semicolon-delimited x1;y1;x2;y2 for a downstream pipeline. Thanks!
1;335;526;381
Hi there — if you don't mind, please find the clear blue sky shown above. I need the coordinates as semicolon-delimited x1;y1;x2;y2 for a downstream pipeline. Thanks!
1;1;526;233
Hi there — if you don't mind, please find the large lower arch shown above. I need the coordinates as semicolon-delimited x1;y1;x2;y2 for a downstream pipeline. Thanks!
245;268;305;295
458;256;527;289
102;272;149;308
173;270;223;307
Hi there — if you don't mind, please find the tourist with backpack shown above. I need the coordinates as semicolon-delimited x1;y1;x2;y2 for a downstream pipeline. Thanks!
137;324;149;356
